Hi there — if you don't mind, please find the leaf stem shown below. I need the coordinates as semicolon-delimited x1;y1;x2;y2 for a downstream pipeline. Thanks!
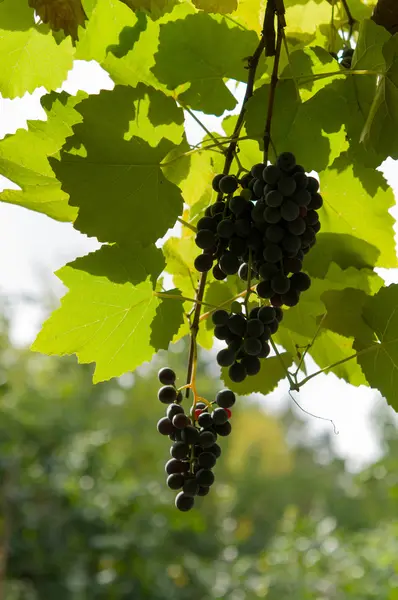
182;104;227;153
269;336;299;391
341;0;356;38
177;216;197;232
153;291;218;308
263;3;285;163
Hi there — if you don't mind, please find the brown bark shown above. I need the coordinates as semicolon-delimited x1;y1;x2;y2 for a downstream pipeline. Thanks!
372;0;398;34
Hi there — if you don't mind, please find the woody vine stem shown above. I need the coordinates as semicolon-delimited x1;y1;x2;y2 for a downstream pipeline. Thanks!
184;0;285;401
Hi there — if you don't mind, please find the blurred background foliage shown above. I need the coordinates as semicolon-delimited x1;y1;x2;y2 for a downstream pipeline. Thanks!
0;304;397;600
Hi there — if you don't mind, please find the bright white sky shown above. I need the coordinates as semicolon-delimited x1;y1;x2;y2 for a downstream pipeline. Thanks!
0;60;397;470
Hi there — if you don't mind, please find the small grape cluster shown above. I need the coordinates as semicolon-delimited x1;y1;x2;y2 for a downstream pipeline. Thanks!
157;368;235;511
194;152;322;309
212;304;283;382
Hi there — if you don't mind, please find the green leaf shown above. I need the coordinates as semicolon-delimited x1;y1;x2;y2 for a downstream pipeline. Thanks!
151;288;185;351
319;164;397;268
0;0;74;98
164;236;198;298
32;243;165;383
311;330;367;386
0;91;85;222
29;0;87;40
321;288;374;341
52;85;184;247
221;353;293;396
76;0;137;61
361;33;398;160
192;0;238;13
356;284;398;412
352;19;390;72
119;0;178;16
152;12;262;114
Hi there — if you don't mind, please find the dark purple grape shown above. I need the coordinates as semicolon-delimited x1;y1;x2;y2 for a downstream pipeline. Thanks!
216;389;236;408
214;421;232;437
167;473;184;490
228;362;247;382
263;164;281;185
258;305;276;324
219;175;238;194
171;442;190;460
277;152;296;172
212;309;229;326
194;253;213;272
219;252;240;275
306;176;319;193
243;337;262;356
217;348;236;367
158;385;177;404
198;430;217;448
290;272;311;291
217;219;235;238
175;492;195;511
195;229;216;250
241;355;261;376
167;403;184;420
157;417;174;435
196;469;215;486
165;459;189;475
212;174;224;192
256;280;272;298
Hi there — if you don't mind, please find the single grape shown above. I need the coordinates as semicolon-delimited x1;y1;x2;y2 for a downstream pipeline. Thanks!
277;152;296;172
197;486;210;496
256;280;272;299
217;219;235;239
175;492;195;512
229;195;248;216
214;324;230;341
198;430;217;448
219;175;238;194
258;262;279;281
243;337;262;356
157;417;174;436
274;307;284;322
235;218;251;237
183;477;199;497
264;207;281;224
278;176;296;197
165;458;188;475
196;469;215;486
281;289;300;307
306;209;319;226
283;256;303;274
287;217;306;236
266;224;285;244
228;313;247;337
263;243;283;264
214;421;232;437
263;164;281;185
181;425;200;445
171;442;190;460
306;176;319;193
246;318;264;338
251;163;266;179
240;173;253;189
212;309;229;326
265;190;284;208
290;272;311;291
271;294;283;307
197;216;217;232
253;179;265;198
271;274;291;295
194;253;213;272
211;202;225;215
219;252;240;275
292;189;311;206
228;361;247;382
229;236;247;256
212;174;224;192
282;234;301;255
241;355;261;376
158;367;176;386
238;262;249;281
216;389;236;408
172;413;190;430
217;348;236;367
198;452;217;469
167;403;184;420
301;227;316;247
281;200;300;222
228;338;242;354
308;192;323;210
198;412;213;429
208;443;222;458
158;385;177;404
167;473;184;490
249;307;260;319
293;172;308;190
258;305;276;324
195;229;216;250
313;221;321;233
258;341;271;358
213;264;227;280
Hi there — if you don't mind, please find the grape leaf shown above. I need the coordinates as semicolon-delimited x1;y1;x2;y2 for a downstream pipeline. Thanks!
32;244;165;383
221;353;293;396
321;288;374;341
356;284;398;412
311;330;367;386
0;0;74;98
0;91;85;222
151;288;185;351
0;0;33;29
29;0;87;40
152;12;262;114
361;34;398;160
76;0;137;61
230;0;264;33
192;0;238;13
51;85;184;247
164;236;198;298
318;164;397;268
119;0;178;16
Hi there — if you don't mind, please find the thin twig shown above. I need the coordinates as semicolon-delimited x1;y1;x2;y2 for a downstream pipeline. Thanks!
177;216;197;232
263;7;285;163
293;313;326;379
153;291;218;308
341;0;356;38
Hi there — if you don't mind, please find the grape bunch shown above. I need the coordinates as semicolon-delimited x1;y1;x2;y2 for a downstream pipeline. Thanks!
212;303;283;382
157;368;235;511
193;151;322;310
